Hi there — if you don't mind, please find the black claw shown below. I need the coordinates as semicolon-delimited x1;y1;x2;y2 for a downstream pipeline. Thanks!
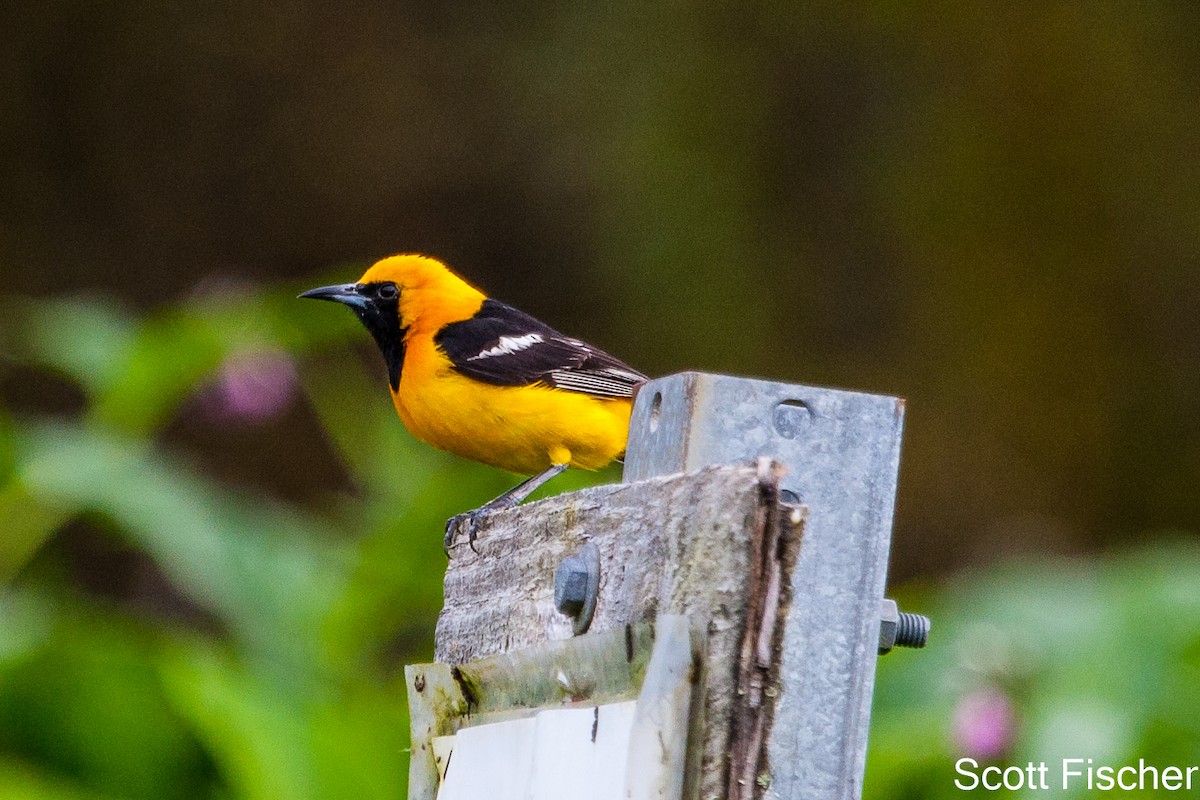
443;516;461;557
443;511;483;557
466;516;481;554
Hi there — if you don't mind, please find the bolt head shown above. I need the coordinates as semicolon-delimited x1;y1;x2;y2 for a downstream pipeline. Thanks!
878;598;899;655
552;543;601;635
555;557;589;615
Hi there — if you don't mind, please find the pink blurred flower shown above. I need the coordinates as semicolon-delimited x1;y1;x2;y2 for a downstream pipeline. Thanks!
206;348;298;423
953;687;1016;760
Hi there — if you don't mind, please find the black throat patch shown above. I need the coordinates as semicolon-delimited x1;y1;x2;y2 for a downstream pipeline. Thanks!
355;288;407;392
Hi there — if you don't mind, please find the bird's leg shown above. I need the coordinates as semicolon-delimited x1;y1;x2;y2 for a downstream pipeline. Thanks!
444;463;570;555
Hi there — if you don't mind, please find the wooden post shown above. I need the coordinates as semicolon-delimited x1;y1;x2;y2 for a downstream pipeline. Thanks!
412;460;804;800
407;371;908;800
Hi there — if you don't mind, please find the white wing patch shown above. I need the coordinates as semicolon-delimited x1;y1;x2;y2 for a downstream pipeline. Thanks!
468;333;544;360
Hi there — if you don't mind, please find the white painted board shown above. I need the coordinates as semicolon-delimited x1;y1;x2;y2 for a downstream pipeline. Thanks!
437;701;637;800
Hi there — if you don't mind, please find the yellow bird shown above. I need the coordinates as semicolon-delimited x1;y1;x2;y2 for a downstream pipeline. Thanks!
300;254;647;553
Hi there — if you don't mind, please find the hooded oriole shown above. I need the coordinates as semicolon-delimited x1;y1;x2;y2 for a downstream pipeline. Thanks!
300;254;647;553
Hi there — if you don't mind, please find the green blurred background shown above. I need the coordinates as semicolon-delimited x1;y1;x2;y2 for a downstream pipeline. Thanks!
2;2;1198;798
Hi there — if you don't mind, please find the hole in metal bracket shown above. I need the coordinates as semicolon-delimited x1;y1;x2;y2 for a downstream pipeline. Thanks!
773;399;811;439
649;391;662;433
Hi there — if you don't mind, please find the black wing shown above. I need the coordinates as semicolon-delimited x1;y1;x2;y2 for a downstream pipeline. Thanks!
434;299;647;399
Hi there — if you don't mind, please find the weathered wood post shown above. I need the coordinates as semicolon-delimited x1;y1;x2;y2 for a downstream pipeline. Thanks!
406;371;914;800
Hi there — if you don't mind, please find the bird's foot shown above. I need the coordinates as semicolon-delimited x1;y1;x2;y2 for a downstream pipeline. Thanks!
443;510;484;557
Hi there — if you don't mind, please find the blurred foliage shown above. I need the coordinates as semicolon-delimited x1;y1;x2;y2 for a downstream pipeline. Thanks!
0;286;620;798
868;543;1200;799
0;288;465;798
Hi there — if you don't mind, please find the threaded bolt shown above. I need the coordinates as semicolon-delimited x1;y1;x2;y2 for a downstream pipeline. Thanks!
895;611;930;649
879;599;931;655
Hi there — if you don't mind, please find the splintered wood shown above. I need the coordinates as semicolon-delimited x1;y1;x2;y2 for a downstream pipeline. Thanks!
434;460;804;800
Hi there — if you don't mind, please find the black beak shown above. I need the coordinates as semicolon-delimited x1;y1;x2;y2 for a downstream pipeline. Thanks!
298;283;369;310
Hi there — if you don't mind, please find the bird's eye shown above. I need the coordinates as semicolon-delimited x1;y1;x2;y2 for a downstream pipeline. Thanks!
377;283;398;301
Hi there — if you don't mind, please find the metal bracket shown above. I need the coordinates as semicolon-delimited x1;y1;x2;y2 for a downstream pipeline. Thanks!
623;371;906;800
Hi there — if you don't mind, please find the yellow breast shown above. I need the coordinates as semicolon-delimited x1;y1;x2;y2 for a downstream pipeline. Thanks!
392;332;632;475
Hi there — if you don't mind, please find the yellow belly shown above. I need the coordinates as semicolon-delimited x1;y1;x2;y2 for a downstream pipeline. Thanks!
392;338;633;475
